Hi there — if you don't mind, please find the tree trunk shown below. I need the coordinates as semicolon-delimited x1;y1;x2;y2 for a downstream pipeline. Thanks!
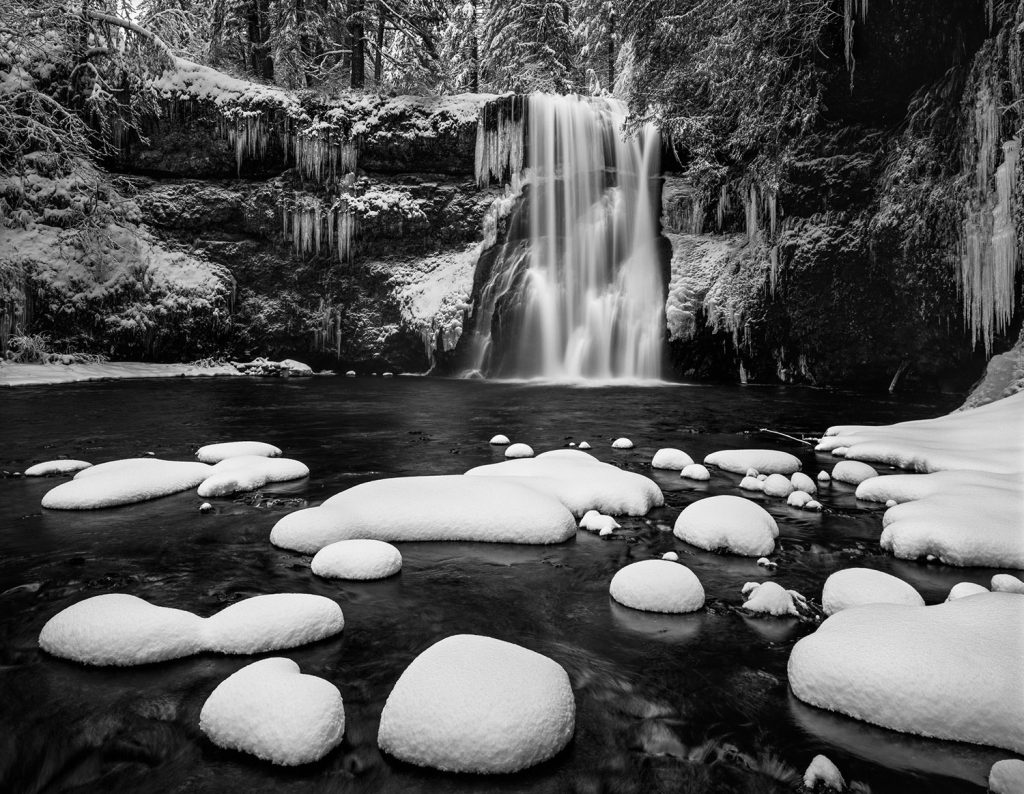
469;0;479;92
350;0;365;89
607;7;615;90
374;4;385;85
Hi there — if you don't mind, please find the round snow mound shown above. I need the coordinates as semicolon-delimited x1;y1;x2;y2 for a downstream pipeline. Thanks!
200;657;344;765
703;449;801;475
790;472;817;494
25;459;92;477
990;759;1024;794
651;448;693;470
991;574;1024;594
673;495;778;557
196;441;282;464
681;464;710;481
504;443;534;459
822;568;924;615
831;460;878;485
612;438;634;449
489;434;511;446
609;559;705;613
377;634;575;773
763;473;794;498
946;582;989;601
312;539;402;580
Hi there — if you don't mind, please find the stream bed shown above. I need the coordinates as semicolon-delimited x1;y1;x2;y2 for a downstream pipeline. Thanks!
0;377;1012;793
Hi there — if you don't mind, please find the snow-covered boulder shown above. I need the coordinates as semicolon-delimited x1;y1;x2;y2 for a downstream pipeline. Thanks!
200;658;344;766
818;392;1024;474
787;491;813;508
465;450;664;517
25;459;92;476
39;592;343;665
878;473;1024;568
989;759;1024;794
803;754;845;791
789;593;1024;752
739;476;764;492
345;370;356;377
504;443;534;459
609;560;704;613
805;500;823;511
611;438;634;449
673;495;778;557
945;582;989;601
578;441;592;450
652;448;694;470
270;475;576;553
42;458;213;509
790;472;817;494
489;434;510;446
821;568;924;615
312;539;402;580
377;634;575;773
197;456;309;497
681;464;710;481
763;473;794;498
992;574;1024;594
579;510;620;532
662;551;679;561
196;441;282;464
817;470;831;483
704;449;801;475
831;461;878;485
757;557;777;568
741;582;802;617
201;594;343;654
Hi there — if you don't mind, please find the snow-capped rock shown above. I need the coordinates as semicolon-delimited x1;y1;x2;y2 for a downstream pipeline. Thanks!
42;458;213;509
763;473;795;498
489;434;511;445
681;464;710;481
578;441;592;450
831;461;878;485
790;472;817;494
741;581;802;617
989;759;1024;794
196;441;282;464
345;370;356;377
612;438;634;449
504;443;535;458
311;539;403;580
651;448;694;470
703;449;802;475
816;470;831;483
803;754;845;791
789;593;1024;752
197;455;309;497
662;551;679;561
945;582;989;601
991;574;1024;594
270;475;577;553
579;510;620;532
25;459;92;476
200;658;344;765
739;476;764;491
466;449;664;517
821;568;924;615
673;495;778;557
756;557;777;568
787;491;813;508
877;472;1024;568
39;593;343;665
805;500;823;511
609;559;705;613
377;634;575;773
817;392;1024;474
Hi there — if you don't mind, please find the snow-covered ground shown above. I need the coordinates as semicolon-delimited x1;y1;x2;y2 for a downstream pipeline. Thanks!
0;361;240;387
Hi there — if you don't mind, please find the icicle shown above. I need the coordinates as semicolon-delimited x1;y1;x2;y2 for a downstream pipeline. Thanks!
716;185;731;230
769;245;780;295
844;0;866;85
745;182;759;244
959;137;1021;353
475;96;527;187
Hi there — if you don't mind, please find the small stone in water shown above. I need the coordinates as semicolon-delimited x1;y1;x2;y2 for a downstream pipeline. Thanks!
662;551;679;561
200;502;214;514
599;527;614;537
345;371;356;377
757;557;777;568
578;441;592;450
611;438;634;449
817;470;831;482
805;500;823;511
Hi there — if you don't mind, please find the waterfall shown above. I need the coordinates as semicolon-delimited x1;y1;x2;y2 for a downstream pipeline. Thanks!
467;94;664;380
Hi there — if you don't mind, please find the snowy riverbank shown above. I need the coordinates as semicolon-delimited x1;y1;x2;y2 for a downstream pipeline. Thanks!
0;362;241;387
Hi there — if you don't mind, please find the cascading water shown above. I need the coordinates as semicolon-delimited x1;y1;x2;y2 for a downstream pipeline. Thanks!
467;94;665;380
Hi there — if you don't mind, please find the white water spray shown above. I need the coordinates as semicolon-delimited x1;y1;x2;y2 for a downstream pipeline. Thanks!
469;94;665;380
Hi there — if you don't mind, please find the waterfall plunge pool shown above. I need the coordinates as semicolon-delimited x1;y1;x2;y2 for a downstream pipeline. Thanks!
0;377;1008;793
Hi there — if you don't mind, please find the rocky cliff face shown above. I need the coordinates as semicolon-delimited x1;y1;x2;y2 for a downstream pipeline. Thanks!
661;0;1022;391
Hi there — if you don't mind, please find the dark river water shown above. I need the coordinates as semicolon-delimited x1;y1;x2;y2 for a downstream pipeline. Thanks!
0;377;1015;793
